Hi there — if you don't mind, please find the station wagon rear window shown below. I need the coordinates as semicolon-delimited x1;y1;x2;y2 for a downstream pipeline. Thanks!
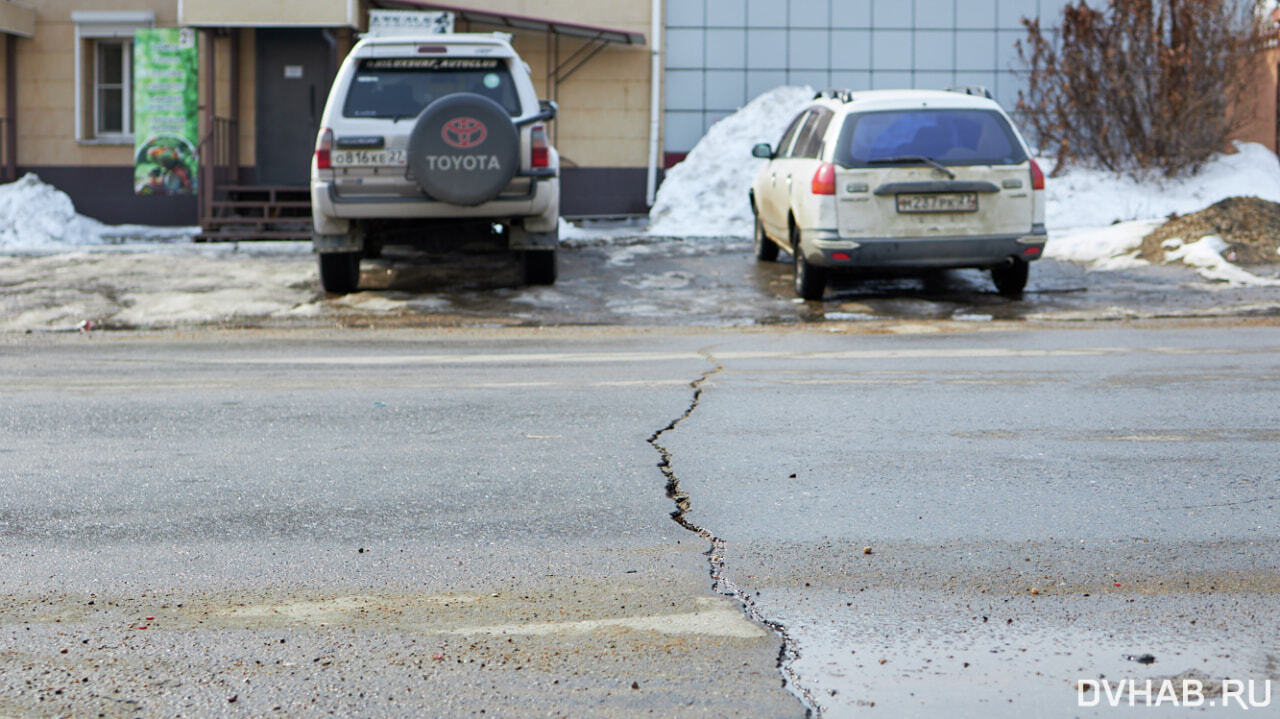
835;109;1027;168
343;58;521;119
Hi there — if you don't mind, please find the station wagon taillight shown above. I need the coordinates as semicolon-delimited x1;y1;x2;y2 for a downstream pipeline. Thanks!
811;162;836;195
531;124;550;168
315;128;334;170
1030;158;1045;190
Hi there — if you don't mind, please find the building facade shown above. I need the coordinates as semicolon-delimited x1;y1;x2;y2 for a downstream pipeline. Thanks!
661;0;1073;164
2;0;1277;228
2;0;655;227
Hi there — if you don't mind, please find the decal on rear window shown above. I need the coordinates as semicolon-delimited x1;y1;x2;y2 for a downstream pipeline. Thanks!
343;59;520;118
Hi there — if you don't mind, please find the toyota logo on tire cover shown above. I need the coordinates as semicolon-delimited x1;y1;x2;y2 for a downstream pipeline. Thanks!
442;117;487;148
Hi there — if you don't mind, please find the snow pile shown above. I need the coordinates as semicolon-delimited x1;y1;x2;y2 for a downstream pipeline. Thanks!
647;85;814;238
1045;142;1280;284
1045;142;1280;233
0;174;105;248
1042;221;1161;269
0;173;198;250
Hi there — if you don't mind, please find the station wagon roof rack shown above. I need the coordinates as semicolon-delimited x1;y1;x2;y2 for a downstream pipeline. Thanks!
947;85;994;99
813;88;856;103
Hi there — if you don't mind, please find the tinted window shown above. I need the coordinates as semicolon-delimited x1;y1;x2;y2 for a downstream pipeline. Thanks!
835;109;1027;167
774;110;809;158
796;109;833;159
787;110;822;159
343;58;521;118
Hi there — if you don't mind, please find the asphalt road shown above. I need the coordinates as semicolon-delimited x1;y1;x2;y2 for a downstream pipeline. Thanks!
661;325;1280;716
2;323;1278;718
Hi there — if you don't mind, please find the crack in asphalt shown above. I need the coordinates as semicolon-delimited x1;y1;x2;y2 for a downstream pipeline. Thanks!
648;351;818;717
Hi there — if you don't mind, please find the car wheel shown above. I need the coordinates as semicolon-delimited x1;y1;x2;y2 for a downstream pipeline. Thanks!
991;259;1029;297
318;251;360;294
754;212;778;262
792;224;826;301
521;249;557;285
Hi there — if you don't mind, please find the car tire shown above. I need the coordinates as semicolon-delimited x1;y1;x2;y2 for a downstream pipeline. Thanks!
407;93;519;206
754;212;778;262
992;259;1029;297
521;249;557;285
792;224;826;301
318;251;360;294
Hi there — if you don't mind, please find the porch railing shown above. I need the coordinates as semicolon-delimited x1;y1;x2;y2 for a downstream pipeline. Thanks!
0;117;11;183
198;116;238;222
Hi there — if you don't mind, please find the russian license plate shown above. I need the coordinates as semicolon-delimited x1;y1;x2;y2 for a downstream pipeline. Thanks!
331;149;407;167
896;192;978;213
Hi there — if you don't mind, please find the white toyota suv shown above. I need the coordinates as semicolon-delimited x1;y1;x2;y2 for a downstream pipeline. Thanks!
750;88;1047;300
311;33;560;293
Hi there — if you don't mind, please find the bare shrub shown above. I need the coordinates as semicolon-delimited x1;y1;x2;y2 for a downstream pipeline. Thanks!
1017;0;1266;177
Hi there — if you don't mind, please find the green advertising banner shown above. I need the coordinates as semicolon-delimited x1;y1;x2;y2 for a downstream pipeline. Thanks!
133;28;198;196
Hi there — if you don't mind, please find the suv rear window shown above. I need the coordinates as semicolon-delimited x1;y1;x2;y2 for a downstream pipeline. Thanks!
343;58;521;119
835;109;1027;167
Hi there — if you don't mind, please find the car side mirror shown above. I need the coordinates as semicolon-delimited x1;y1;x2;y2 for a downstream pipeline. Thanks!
752;143;774;159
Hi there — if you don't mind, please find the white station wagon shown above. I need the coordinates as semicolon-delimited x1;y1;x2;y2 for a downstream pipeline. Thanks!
749;88;1047;300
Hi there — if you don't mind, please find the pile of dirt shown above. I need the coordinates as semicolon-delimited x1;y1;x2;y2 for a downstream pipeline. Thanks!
1140;196;1280;264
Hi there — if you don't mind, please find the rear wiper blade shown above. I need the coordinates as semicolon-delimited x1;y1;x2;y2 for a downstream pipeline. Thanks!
868;155;956;179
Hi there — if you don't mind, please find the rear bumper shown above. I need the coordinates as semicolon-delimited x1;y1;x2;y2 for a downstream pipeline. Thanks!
311;177;558;231
802;226;1047;269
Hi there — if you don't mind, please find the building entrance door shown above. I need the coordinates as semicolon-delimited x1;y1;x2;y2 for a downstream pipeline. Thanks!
255;29;334;186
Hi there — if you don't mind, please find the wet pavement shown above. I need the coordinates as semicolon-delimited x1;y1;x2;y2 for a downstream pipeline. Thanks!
659;327;1280;716
343;236;1280;328
4;234;1279;333
2;321;1278;717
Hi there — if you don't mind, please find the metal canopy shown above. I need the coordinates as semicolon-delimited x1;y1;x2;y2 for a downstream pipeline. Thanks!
370;1;646;46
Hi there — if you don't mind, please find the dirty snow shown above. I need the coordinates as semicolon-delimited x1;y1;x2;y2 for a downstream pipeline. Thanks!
1041;141;1280;284
0;173;198;248
1161;235;1280;286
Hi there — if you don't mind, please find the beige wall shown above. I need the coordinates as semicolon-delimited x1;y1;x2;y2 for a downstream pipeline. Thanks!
0;1;36;38
452;0;655;167
1233;43;1280;154
181;0;353;28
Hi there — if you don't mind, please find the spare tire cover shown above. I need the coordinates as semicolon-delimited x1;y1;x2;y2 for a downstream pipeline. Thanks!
407;93;519;206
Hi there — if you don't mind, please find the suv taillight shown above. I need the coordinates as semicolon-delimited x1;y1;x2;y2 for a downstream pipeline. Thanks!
531;124;549;168
1030;158;1045;191
315;128;333;170
811;162;836;195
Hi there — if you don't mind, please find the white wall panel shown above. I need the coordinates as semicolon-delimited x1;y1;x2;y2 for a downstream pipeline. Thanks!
663;0;1052;152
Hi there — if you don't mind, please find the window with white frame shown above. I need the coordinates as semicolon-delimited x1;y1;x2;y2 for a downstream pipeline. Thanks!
94;39;132;136
72;11;154;143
